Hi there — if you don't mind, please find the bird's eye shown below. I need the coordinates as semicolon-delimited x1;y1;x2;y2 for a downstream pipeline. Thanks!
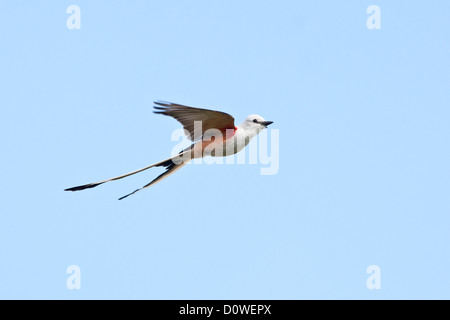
253;119;258;123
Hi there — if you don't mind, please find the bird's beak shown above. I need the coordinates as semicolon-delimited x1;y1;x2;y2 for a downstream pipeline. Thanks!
261;121;273;127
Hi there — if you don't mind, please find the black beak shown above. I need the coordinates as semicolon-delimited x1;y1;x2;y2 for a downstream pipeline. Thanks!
261;121;273;127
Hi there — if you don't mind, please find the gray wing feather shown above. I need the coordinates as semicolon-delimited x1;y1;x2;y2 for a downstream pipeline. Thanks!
154;101;235;141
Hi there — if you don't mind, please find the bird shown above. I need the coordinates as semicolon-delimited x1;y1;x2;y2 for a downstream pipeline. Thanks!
65;101;273;200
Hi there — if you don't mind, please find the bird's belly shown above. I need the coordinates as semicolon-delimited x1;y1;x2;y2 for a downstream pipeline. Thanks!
191;130;250;158
210;134;249;157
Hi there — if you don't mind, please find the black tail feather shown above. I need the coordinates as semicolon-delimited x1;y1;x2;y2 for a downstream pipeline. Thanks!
118;189;141;201
65;182;105;192
65;152;186;198
155;158;174;168
118;161;179;200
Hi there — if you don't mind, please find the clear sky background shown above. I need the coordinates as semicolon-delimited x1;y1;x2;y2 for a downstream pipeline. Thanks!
1;1;449;300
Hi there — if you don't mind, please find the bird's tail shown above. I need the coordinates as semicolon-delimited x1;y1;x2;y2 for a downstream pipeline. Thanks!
65;152;190;200
117;160;186;200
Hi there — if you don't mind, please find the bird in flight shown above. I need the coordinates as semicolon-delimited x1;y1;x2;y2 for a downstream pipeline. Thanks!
65;101;273;200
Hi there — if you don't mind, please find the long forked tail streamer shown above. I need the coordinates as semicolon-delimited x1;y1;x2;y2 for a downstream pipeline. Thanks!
118;161;186;200
64;148;192;197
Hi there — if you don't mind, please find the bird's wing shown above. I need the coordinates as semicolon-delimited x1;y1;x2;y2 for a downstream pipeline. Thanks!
154;101;235;141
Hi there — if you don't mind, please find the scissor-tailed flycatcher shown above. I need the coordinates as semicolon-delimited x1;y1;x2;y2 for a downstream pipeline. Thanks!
65;101;273;200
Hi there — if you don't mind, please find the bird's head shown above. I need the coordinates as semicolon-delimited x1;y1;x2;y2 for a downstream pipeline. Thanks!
242;114;273;133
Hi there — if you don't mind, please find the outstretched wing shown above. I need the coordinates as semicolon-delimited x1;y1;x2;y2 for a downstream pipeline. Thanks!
154;101;235;141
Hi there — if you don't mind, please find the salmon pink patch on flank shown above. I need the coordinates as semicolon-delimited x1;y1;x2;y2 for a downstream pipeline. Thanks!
224;127;237;139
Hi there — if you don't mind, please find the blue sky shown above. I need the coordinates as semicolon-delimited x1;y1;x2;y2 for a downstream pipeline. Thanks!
1;1;449;299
